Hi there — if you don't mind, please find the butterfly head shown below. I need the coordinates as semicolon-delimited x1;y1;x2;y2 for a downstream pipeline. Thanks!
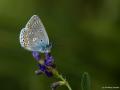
40;42;52;53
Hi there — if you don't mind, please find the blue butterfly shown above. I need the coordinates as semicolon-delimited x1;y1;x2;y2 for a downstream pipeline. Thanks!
19;15;52;53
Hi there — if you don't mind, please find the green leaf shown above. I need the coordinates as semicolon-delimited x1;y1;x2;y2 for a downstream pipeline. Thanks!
81;72;91;90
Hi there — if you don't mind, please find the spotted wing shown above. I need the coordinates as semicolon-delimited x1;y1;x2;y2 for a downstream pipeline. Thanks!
20;15;49;52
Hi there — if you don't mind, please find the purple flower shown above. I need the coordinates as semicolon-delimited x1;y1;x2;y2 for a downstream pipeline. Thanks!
45;56;54;66
38;64;53;77
45;53;54;66
38;64;46;71
45;53;51;59
45;70;53;77
32;51;40;61
34;52;55;78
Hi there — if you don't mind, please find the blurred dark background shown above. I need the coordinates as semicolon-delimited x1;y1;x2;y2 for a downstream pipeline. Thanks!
0;0;120;90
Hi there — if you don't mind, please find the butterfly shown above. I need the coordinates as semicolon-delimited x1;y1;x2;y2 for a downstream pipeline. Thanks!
19;15;52;53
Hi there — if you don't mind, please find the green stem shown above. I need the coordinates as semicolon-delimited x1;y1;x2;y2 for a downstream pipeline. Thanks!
52;69;72;90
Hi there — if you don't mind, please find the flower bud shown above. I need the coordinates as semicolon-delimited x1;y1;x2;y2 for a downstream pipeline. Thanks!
32;51;40;61
35;69;42;75
51;81;65;90
38;64;46;72
45;52;54;66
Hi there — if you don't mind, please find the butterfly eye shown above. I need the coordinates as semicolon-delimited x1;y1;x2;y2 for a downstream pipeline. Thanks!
40;30;42;32
41;40;43;42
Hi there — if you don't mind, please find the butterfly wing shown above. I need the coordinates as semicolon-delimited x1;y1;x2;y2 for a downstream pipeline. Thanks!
20;15;50;52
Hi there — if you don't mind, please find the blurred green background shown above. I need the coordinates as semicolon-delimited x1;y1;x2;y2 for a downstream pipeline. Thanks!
0;0;120;90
